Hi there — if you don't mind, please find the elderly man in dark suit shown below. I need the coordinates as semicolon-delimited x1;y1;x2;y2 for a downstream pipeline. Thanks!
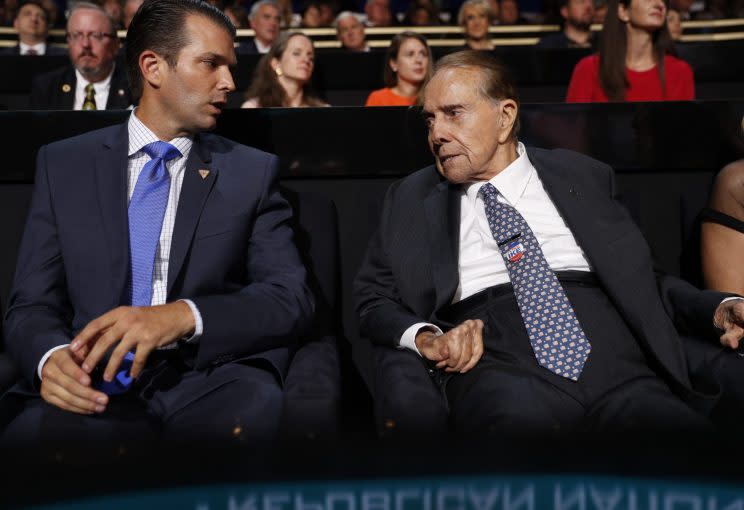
0;0;66;56
29;1;131;110
2;0;312;446
354;50;744;435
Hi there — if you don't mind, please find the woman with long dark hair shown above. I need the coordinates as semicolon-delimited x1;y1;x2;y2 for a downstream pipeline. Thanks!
365;31;433;107
242;32;327;108
566;0;694;101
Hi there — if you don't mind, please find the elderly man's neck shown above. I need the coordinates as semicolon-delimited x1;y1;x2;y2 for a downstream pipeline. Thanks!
479;140;520;181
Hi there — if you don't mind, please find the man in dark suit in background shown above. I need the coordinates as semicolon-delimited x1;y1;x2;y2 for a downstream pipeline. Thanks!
354;50;744;436
30;1;131;110
2;0;312;446
0;0;66;56
237;0;281;54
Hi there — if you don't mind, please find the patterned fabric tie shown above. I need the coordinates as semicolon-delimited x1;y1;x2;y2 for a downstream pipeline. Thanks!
82;83;97;110
96;141;180;395
25;48;38;55
479;182;591;381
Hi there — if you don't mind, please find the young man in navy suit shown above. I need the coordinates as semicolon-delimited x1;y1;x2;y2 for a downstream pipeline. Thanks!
3;0;312;446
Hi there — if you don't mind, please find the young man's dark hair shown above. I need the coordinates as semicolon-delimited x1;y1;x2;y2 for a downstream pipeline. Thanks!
125;0;235;99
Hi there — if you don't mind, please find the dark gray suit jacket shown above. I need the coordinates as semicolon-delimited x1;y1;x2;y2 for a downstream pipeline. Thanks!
29;64;132;110
354;146;726;413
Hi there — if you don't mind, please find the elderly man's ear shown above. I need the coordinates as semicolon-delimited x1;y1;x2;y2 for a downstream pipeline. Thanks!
496;99;518;144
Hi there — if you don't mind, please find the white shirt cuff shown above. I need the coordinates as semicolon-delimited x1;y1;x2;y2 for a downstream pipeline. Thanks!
37;344;69;380
721;297;744;304
399;322;443;356
180;299;203;343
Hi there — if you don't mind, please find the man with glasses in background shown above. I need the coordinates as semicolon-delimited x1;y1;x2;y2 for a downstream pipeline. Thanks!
30;1;132;110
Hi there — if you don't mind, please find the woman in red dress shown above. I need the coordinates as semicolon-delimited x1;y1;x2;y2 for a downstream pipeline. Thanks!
566;0;694;102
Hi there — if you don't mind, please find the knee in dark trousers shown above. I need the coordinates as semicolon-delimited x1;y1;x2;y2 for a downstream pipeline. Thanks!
161;363;283;444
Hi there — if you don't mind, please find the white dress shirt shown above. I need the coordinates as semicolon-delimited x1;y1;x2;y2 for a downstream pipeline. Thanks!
73;67;113;111
38;111;204;378
400;142;592;353
19;42;46;55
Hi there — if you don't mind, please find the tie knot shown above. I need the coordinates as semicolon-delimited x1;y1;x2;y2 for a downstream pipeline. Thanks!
141;141;181;162
84;83;94;94
479;182;499;201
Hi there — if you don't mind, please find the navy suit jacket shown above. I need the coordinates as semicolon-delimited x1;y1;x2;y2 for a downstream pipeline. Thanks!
5;122;314;390
354;146;726;414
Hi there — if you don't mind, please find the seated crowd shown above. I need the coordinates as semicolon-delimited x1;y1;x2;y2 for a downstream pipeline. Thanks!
0;0;743;450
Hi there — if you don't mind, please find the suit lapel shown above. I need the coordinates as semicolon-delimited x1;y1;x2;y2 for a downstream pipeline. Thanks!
424;178;461;310
61;67;76;110
167;134;217;296
95;124;130;305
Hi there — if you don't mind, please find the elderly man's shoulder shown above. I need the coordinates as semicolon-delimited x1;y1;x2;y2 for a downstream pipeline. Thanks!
527;146;614;174
391;164;444;196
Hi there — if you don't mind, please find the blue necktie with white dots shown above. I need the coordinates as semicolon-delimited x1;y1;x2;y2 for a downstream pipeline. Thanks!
480;182;591;381
96;141;180;395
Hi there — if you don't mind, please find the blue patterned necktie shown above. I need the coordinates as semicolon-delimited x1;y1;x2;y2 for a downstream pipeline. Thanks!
97;141;180;395
479;182;591;381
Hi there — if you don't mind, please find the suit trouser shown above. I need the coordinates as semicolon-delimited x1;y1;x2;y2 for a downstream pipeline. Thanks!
0;353;283;449
438;272;712;435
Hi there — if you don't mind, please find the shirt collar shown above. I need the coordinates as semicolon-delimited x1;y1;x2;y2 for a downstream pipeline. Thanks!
255;39;271;53
464;142;533;207
127;109;193;160
75;64;114;92
19;41;45;54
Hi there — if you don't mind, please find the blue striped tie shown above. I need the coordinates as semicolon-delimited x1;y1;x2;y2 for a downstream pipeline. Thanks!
97;141;180;395
480;182;591;381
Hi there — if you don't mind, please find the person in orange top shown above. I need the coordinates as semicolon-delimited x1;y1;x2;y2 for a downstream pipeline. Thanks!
566;0;695;102
365;31;433;107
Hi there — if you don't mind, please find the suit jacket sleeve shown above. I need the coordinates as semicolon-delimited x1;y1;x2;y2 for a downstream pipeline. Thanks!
354;183;429;348
4;145;74;386
189;154;314;369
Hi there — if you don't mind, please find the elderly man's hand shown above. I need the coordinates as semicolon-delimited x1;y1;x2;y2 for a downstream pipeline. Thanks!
713;299;744;350
69;301;195;383
415;319;484;373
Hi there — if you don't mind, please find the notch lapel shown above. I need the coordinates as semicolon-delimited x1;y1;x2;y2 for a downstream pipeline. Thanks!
424;179;461;311
95;124;130;305
167;135;217;296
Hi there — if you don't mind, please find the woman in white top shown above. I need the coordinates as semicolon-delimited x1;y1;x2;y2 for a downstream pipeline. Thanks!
242;32;327;108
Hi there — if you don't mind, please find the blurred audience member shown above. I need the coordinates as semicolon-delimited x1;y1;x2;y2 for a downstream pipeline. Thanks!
701;160;744;295
318;0;336;25
275;0;296;27
499;0;528;24
30;1;131;110
404;0;440;25
666;6;683;40
488;0;500;23
365;31;431;106
459;0;494;50
365;0;393;26
335;10;370;51
670;0;692;18
242;32;327;107
225;3;249;28
537;0;595;48
301;0;322;26
243;0;281;53
2;0;17;25
592;0;608;22
566;0;694;102
122;0;142;28
1;0;65;55
102;0;123;29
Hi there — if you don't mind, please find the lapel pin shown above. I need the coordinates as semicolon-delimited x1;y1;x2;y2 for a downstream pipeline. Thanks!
62;83;71;93
198;169;210;180
117;89;125;96
569;187;582;198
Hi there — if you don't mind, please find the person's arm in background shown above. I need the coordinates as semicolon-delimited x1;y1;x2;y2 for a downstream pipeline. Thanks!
701;160;744;295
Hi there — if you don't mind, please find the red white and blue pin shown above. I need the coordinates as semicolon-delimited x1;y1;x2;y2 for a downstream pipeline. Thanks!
505;239;526;263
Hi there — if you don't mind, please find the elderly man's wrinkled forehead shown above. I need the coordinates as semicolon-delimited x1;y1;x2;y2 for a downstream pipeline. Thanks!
426;65;500;105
